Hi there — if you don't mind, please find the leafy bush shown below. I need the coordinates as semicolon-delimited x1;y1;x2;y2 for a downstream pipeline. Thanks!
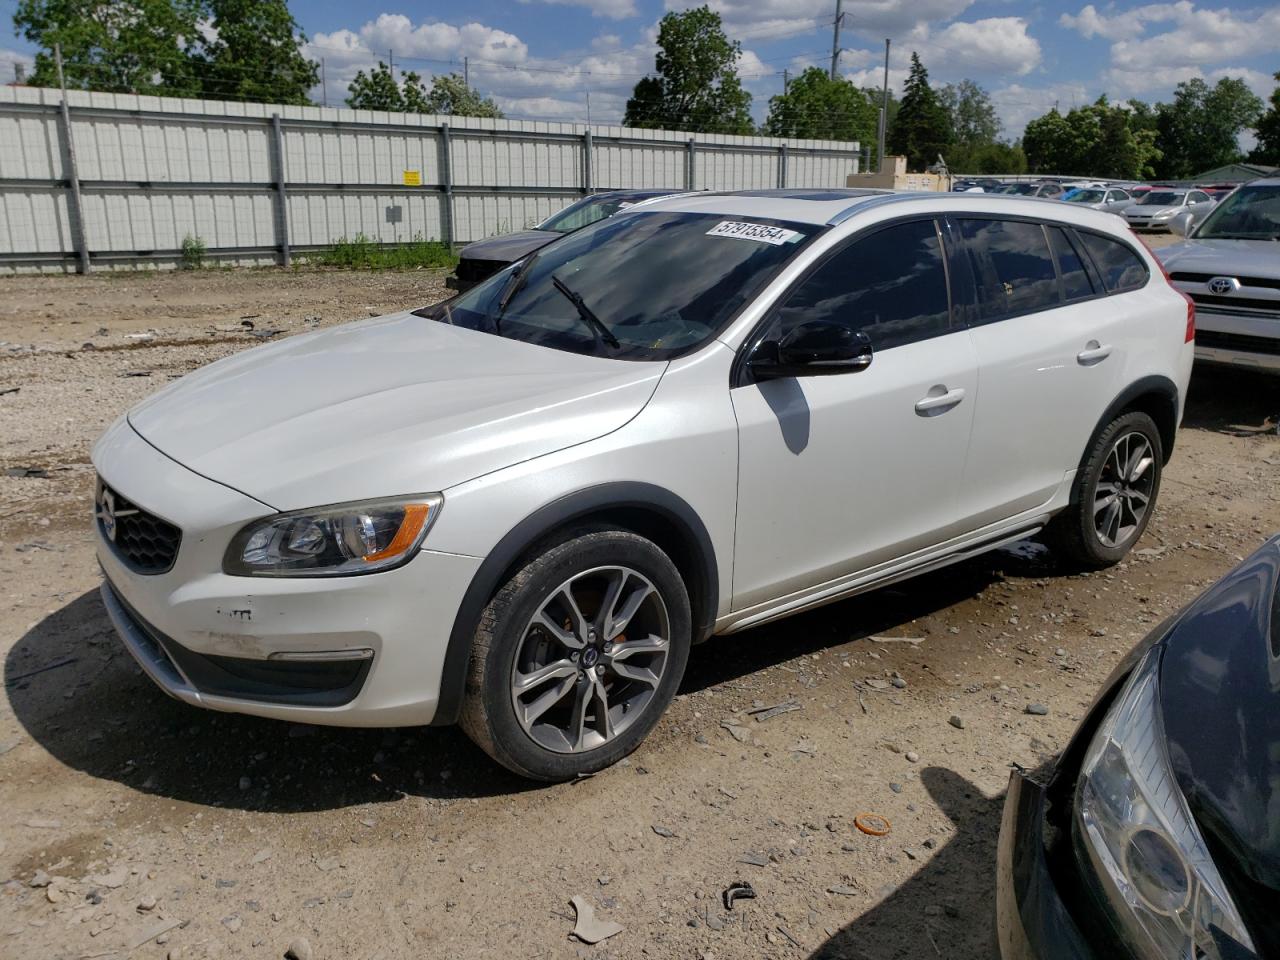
303;234;457;270
181;233;207;269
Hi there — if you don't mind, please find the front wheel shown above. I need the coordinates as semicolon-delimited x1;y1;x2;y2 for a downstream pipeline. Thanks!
1048;411;1164;569
459;528;692;781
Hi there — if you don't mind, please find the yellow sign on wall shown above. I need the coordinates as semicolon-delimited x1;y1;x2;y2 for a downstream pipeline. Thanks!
402;170;422;187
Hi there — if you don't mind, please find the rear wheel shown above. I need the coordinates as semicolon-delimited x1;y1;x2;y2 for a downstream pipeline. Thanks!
1049;411;1163;569
459;528;691;781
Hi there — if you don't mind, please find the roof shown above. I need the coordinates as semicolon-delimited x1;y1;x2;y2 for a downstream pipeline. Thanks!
631;189;1141;236
1190;162;1279;183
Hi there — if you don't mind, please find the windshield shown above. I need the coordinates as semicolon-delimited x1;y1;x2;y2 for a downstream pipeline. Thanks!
434;211;819;360
1065;189;1105;203
1138;191;1184;206
1005;183;1037;195
540;195;648;233
1193;184;1280;240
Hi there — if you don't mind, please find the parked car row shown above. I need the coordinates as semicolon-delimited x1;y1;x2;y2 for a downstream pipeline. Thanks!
89;184;1277;959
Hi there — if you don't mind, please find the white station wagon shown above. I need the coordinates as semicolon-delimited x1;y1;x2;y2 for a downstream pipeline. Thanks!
93;189;1195;780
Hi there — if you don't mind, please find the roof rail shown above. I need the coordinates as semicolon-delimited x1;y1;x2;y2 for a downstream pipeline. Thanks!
826;192;923;225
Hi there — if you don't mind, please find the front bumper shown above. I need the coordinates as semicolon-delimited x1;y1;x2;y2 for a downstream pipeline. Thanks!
93;417;482;727
997;770;1101;960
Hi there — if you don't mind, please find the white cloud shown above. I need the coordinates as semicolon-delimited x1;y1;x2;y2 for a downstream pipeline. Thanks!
524;0;639;20
1;47;34;85
990;82;1090;138
1058;4;1131;40
922;17;1040;76
666;0;977;41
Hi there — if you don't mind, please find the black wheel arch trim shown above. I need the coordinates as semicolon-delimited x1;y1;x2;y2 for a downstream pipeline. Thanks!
1086;374;1180;475
432;481;719;726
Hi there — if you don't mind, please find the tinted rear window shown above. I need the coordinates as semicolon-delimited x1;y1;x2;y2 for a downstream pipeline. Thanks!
958;218;1060;320
1077;231;1148;293
1047;226;1095;301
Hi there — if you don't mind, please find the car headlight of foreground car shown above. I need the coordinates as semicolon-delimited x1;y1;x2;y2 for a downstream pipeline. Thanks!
225;495;443;577
1075;648;1256;958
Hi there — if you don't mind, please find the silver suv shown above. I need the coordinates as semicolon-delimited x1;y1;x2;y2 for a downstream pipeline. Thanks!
1159;179;1280;373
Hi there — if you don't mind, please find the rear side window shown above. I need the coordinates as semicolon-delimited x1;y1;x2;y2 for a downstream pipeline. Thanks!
958;218;1060;321
1077;231;1148;293
777;219;950;351
1047;226;1095;301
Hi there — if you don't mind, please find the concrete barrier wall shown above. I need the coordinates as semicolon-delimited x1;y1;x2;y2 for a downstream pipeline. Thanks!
0;86;861;272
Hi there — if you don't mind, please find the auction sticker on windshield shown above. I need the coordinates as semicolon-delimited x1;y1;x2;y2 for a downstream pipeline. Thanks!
706;221;802;245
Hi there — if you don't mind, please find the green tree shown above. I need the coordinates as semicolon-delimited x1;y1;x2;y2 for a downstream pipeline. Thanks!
1154;77;1263;178
764;67;876;142
346;61;405;111
887;53;953;170
623;5;752;134
14;0;203;95
1250;72;1280;165
1022;98;1159;179
966;141;1028;175
196;0;317;104
421;72;502;118
938;79;1000;149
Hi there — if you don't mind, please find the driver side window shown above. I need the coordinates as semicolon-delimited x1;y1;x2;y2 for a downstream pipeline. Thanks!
776;219;952;352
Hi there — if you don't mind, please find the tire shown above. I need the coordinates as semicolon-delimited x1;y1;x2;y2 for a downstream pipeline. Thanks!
1048;411;1164;570
459;527;692;781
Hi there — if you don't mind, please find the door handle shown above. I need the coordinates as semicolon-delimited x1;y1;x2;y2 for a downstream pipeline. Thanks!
1077;341;1112;365
914;386;966;416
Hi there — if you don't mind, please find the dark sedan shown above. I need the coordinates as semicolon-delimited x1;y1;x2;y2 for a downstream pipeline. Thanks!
998;536;1280;959
446;189;679;291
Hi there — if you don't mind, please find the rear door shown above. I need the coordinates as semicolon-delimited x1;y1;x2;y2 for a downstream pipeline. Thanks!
952;217;1128;529
730;218;979;609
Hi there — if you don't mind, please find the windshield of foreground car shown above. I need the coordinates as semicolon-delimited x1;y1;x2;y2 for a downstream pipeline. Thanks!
1065;189;1105;203
435;211;820;360
1192;184;1280;240
540;195;643;233
1137;191;1184;206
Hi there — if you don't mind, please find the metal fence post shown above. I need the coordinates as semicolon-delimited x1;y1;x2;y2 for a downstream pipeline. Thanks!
582;128;593;195
269;114;291;267
54;44;90;274
440;123;454;246
686;138;696;191
778;144;788;189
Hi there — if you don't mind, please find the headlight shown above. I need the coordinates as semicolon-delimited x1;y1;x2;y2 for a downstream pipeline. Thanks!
1076;647;1257;958
224;495;442;577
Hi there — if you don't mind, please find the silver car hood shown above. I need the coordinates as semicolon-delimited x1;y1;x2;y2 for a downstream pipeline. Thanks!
1126;204;1181;217
1157;239;1280;278
127;313;664;511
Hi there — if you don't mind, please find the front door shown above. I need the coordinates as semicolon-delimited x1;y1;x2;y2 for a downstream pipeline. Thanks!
730;218;979;611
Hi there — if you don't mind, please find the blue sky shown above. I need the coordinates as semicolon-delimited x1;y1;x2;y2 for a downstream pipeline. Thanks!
4;1;1278;137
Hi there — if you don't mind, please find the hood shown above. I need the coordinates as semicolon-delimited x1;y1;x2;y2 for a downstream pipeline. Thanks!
127;312;664;510
1157;537;1280;895
1127;204;1181;217
459;229;558;264
1156;238;1280;276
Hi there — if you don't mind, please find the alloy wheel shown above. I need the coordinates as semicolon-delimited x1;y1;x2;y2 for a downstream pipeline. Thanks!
510;565;670;754
1093;431;1156;548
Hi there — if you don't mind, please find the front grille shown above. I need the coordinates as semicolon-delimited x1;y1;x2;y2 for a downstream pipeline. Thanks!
1171;272;1280;291
1196;330;1280;357
95;478;182;575
1188;293;1280;316
454;257;506;284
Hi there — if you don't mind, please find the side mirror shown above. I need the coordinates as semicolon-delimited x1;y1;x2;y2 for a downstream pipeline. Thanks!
1169;211;1194;237
749;320;873;380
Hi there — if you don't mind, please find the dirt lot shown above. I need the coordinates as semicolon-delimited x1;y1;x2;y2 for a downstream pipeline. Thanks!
1;261;1278;960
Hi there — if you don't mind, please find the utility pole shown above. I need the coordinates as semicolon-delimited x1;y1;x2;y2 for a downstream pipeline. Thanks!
586;92;591;125
321;58;327;107
878;39;890;172
388;49;394;85
783;68;790;94
464;56;469;89
829;0;844;80
53;44;90;274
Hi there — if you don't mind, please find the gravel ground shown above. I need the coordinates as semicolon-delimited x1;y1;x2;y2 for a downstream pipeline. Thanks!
1;260;1278;960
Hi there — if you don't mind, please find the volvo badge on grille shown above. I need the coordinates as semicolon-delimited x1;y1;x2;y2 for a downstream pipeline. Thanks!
96;485;137;543
1207;276;1240;295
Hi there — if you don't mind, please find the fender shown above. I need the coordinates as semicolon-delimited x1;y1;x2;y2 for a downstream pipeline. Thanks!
431;481;719;726
1089;374;1180;468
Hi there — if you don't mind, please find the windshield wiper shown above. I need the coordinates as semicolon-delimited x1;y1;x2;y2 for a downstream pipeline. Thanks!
551;274;620;349
494;251;540;330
